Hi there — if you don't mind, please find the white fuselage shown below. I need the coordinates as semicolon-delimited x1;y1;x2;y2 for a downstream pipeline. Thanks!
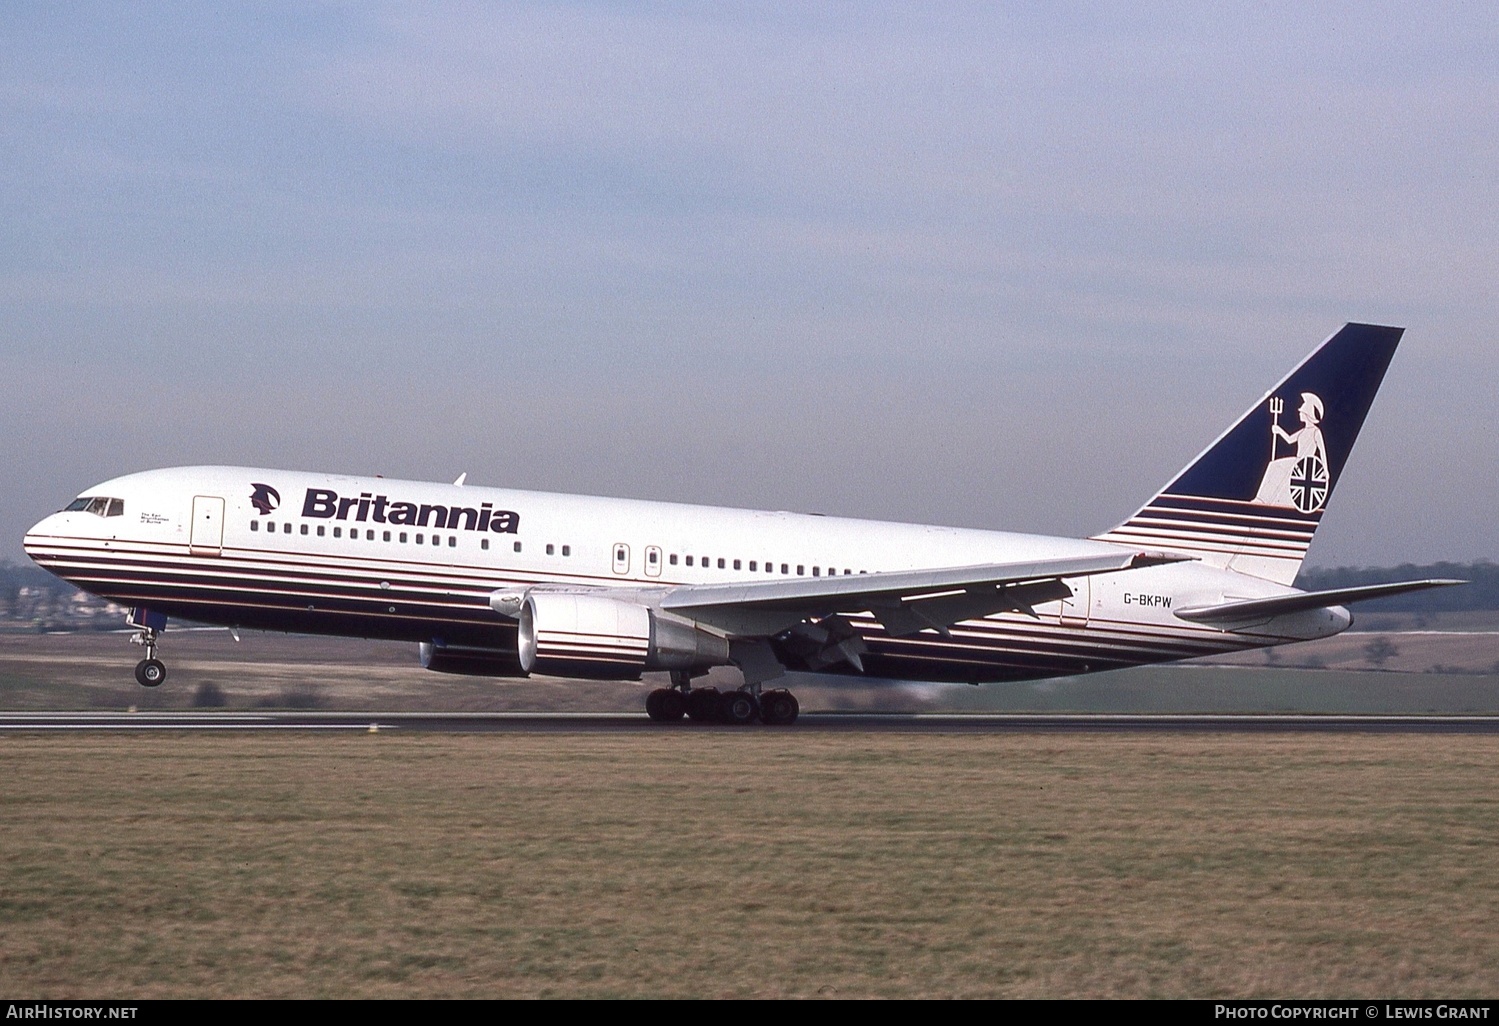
23;466;1347;684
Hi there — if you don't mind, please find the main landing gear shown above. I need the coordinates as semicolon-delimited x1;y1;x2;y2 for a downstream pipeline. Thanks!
645;671;799;726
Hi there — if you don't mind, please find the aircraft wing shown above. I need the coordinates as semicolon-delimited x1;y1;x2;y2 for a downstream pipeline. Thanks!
1174;579;1465;625
660;550;1187;638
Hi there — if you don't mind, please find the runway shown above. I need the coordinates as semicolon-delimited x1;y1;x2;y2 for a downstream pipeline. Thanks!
3;711;1499;733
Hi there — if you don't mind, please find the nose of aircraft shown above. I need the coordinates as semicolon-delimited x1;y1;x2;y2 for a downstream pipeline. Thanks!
23;512;64;565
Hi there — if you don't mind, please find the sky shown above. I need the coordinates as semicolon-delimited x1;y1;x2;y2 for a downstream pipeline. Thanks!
2;2;1495;569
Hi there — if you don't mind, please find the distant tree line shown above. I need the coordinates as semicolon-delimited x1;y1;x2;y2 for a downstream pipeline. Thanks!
0;560;76;610
1296;561;1499;611
0;560;113;627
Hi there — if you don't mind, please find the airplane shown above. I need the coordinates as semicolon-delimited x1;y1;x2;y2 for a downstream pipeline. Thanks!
23;323;1461;725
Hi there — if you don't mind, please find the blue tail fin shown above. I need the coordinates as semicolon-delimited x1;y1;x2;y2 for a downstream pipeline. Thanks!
1093;323;1403;585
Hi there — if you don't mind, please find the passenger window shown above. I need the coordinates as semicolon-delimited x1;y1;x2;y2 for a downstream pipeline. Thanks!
797;565;805;576
334;527;342;538
400;532;408;543
781;563;788;574
367;530;375;540
481;538;489;550
685;556;693;566
547;544;555;556
561;545;570;556
733;559;741;570
267;521;275;532
433;535;441;546
449;537;457;547
250;521;259;532
812;567;820;576
749;561;757;571
717;558;725;569
300;524;308;536
317;526;325;537
285;524;293;534
383;531;391;542
513;541;522;552
670;554;678;565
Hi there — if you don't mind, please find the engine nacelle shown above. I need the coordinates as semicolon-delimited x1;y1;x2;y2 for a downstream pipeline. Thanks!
419;641;526;677
518;592;730;680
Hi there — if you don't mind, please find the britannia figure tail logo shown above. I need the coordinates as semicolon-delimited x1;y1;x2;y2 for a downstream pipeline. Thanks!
1252;392;1328;513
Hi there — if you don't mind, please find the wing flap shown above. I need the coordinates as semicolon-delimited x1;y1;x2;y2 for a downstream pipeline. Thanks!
869;578;1075;638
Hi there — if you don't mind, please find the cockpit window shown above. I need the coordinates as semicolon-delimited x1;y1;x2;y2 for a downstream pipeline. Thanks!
65;496;124;517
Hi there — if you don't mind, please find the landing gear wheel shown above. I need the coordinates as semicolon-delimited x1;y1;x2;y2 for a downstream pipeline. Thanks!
760;689;799;726
720;689;760;726
645;688;685;722
135;658;167;688
686;687;721;722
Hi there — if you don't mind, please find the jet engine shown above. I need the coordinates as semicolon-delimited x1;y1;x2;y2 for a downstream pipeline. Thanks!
518;592;730;680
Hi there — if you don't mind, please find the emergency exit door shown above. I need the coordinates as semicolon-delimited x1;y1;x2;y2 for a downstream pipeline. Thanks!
1059;577;1090;628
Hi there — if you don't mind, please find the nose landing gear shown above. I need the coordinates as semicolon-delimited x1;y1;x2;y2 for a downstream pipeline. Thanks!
127;607;168;688
130;630;166;687
134;654;167;688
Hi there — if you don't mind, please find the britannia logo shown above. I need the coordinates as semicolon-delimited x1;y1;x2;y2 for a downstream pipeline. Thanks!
1252;392;1329;513
249;483;281;515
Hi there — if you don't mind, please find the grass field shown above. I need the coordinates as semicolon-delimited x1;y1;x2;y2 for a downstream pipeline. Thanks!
2;731;1497;998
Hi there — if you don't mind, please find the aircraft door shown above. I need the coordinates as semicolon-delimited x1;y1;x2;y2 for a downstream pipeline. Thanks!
644;545;662;578
612;543;631;575
190;495;225;556
1060;576;1090;628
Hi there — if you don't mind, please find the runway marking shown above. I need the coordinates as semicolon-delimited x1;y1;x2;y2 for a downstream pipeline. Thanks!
0;724;382;731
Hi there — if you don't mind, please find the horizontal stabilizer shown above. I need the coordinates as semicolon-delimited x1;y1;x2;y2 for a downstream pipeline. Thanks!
1174;579;1465;625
